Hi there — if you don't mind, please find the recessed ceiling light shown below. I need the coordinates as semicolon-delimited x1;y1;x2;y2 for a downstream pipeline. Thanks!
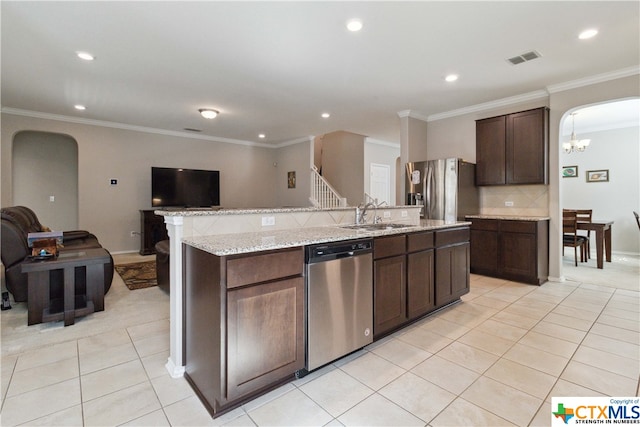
346;19;363;32
579;29;598;40
74;104;86;110
258;133;266;139
76;51;95;61
445;74;459;82
321;112;331;118
198;108;219;119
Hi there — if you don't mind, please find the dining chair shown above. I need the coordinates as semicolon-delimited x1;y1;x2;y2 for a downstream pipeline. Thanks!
563;210;588;266
634;211;640;230
574;209;593;259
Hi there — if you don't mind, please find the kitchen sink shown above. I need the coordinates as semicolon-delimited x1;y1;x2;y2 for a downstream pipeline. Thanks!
340;223;416;231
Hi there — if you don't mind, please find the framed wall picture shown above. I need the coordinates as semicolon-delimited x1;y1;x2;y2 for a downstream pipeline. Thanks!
287;171;296;188
586;169;609;182
562;165;578;178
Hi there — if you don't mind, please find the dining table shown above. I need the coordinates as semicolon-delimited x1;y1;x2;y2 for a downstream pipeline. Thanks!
577;220;614;269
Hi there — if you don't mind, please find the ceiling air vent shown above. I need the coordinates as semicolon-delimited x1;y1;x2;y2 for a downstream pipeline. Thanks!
507;50;542;65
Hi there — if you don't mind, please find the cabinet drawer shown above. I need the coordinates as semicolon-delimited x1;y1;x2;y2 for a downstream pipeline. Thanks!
374;235;406;259
470;219;499;231
407;231;434;252
500;220;536;234
227;247;303;289
435;227;470;247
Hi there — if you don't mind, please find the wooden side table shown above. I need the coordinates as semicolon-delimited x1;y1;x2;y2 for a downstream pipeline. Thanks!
22;248;110;326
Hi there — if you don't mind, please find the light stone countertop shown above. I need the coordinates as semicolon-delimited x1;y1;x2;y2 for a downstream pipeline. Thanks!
156;206;420;217
466;214;550;221
183;220;470;256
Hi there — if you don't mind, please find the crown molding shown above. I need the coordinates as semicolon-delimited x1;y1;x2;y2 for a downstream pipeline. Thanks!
397;110;429;122
427;90;549;122
273;136;315;148
0;107;278;148
364;137;400;148
546;66;640;94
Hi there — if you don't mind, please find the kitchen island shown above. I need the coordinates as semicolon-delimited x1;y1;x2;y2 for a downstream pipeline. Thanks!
176;213;470;418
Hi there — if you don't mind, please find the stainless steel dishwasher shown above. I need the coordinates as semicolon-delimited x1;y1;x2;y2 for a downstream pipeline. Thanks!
305;239;373;371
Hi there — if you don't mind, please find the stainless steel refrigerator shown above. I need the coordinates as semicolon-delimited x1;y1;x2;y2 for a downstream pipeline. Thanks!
406;158;479;221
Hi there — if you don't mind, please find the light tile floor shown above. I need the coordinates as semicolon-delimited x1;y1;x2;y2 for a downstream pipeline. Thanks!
1;253;638;426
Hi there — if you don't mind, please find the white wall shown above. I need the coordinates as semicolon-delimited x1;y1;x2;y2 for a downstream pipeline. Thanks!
561;126;640;254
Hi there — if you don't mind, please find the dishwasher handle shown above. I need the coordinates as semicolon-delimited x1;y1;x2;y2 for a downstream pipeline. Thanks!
306;239;372;264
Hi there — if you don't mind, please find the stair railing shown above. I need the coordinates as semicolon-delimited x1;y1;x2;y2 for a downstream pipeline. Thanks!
309;166;347;208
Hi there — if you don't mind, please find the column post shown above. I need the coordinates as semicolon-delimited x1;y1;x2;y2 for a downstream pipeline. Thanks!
164;215;185;378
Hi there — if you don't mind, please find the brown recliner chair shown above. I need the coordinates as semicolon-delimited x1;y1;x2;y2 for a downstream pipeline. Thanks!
0;206;114;302
155;240;170;293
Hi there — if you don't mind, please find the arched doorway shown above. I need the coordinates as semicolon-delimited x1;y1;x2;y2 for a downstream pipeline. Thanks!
12;131;79;230
558;98;640;277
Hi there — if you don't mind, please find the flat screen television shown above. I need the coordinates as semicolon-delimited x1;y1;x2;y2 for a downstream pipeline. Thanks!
151;167;220;208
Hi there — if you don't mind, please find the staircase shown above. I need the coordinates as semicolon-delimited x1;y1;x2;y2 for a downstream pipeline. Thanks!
309;166;347;208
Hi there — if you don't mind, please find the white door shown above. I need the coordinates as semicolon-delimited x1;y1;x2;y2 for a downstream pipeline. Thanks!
369;163;390;205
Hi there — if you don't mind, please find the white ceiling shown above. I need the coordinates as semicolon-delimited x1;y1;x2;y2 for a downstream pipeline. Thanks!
2;1;639;146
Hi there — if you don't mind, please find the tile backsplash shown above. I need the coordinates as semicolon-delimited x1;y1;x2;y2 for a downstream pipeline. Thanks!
480;185;549;216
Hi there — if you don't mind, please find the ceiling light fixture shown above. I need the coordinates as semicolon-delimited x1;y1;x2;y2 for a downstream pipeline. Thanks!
445;74;459;82
74;104;86;110
258;133;266;139
198;108;219;119
563;113;591;154
579;29;598;40
76;52;95;61
321;113;330;118
346;19;363;32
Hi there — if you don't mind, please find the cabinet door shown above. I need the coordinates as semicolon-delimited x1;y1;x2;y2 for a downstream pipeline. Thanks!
374;255;407;337
435;243;470;307
476;115;506;185
407;249;434;320
506;108;548;184
470;229;498;274
226;277;304;401
499;232;536;279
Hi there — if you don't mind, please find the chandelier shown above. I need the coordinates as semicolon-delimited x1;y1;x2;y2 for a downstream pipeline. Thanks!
563;113;591;154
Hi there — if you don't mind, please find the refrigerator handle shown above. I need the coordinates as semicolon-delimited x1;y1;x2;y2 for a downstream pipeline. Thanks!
425;167;431;217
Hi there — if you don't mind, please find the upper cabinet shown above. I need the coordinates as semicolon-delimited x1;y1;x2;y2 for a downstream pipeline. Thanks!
476;107;549;186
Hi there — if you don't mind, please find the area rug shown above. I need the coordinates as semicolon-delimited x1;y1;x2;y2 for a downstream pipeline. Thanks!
114;261;157;290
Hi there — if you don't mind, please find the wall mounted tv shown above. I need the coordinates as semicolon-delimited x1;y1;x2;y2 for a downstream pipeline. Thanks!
151;167;220;208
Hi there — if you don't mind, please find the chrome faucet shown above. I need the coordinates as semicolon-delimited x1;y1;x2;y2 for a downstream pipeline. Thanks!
356;202;376;225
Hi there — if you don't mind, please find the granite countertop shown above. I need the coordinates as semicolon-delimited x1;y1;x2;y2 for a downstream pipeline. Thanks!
156;205;420;217
183;220;470;256
465;214;551;221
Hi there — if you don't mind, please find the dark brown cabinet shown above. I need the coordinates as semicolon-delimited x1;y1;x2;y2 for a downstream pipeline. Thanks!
434;228;470;307
476;107;549;186
373;235;407;338
184;245;305;417
139;210;169;255
407;232;435;319
470;218;549;285
373;228;467;338
226;276;304;400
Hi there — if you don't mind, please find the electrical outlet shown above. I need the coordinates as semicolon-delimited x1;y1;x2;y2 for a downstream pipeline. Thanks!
401;210;408;217
261;216;275;226
383;211;391;218
505;201;514;207
49;196;55;202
